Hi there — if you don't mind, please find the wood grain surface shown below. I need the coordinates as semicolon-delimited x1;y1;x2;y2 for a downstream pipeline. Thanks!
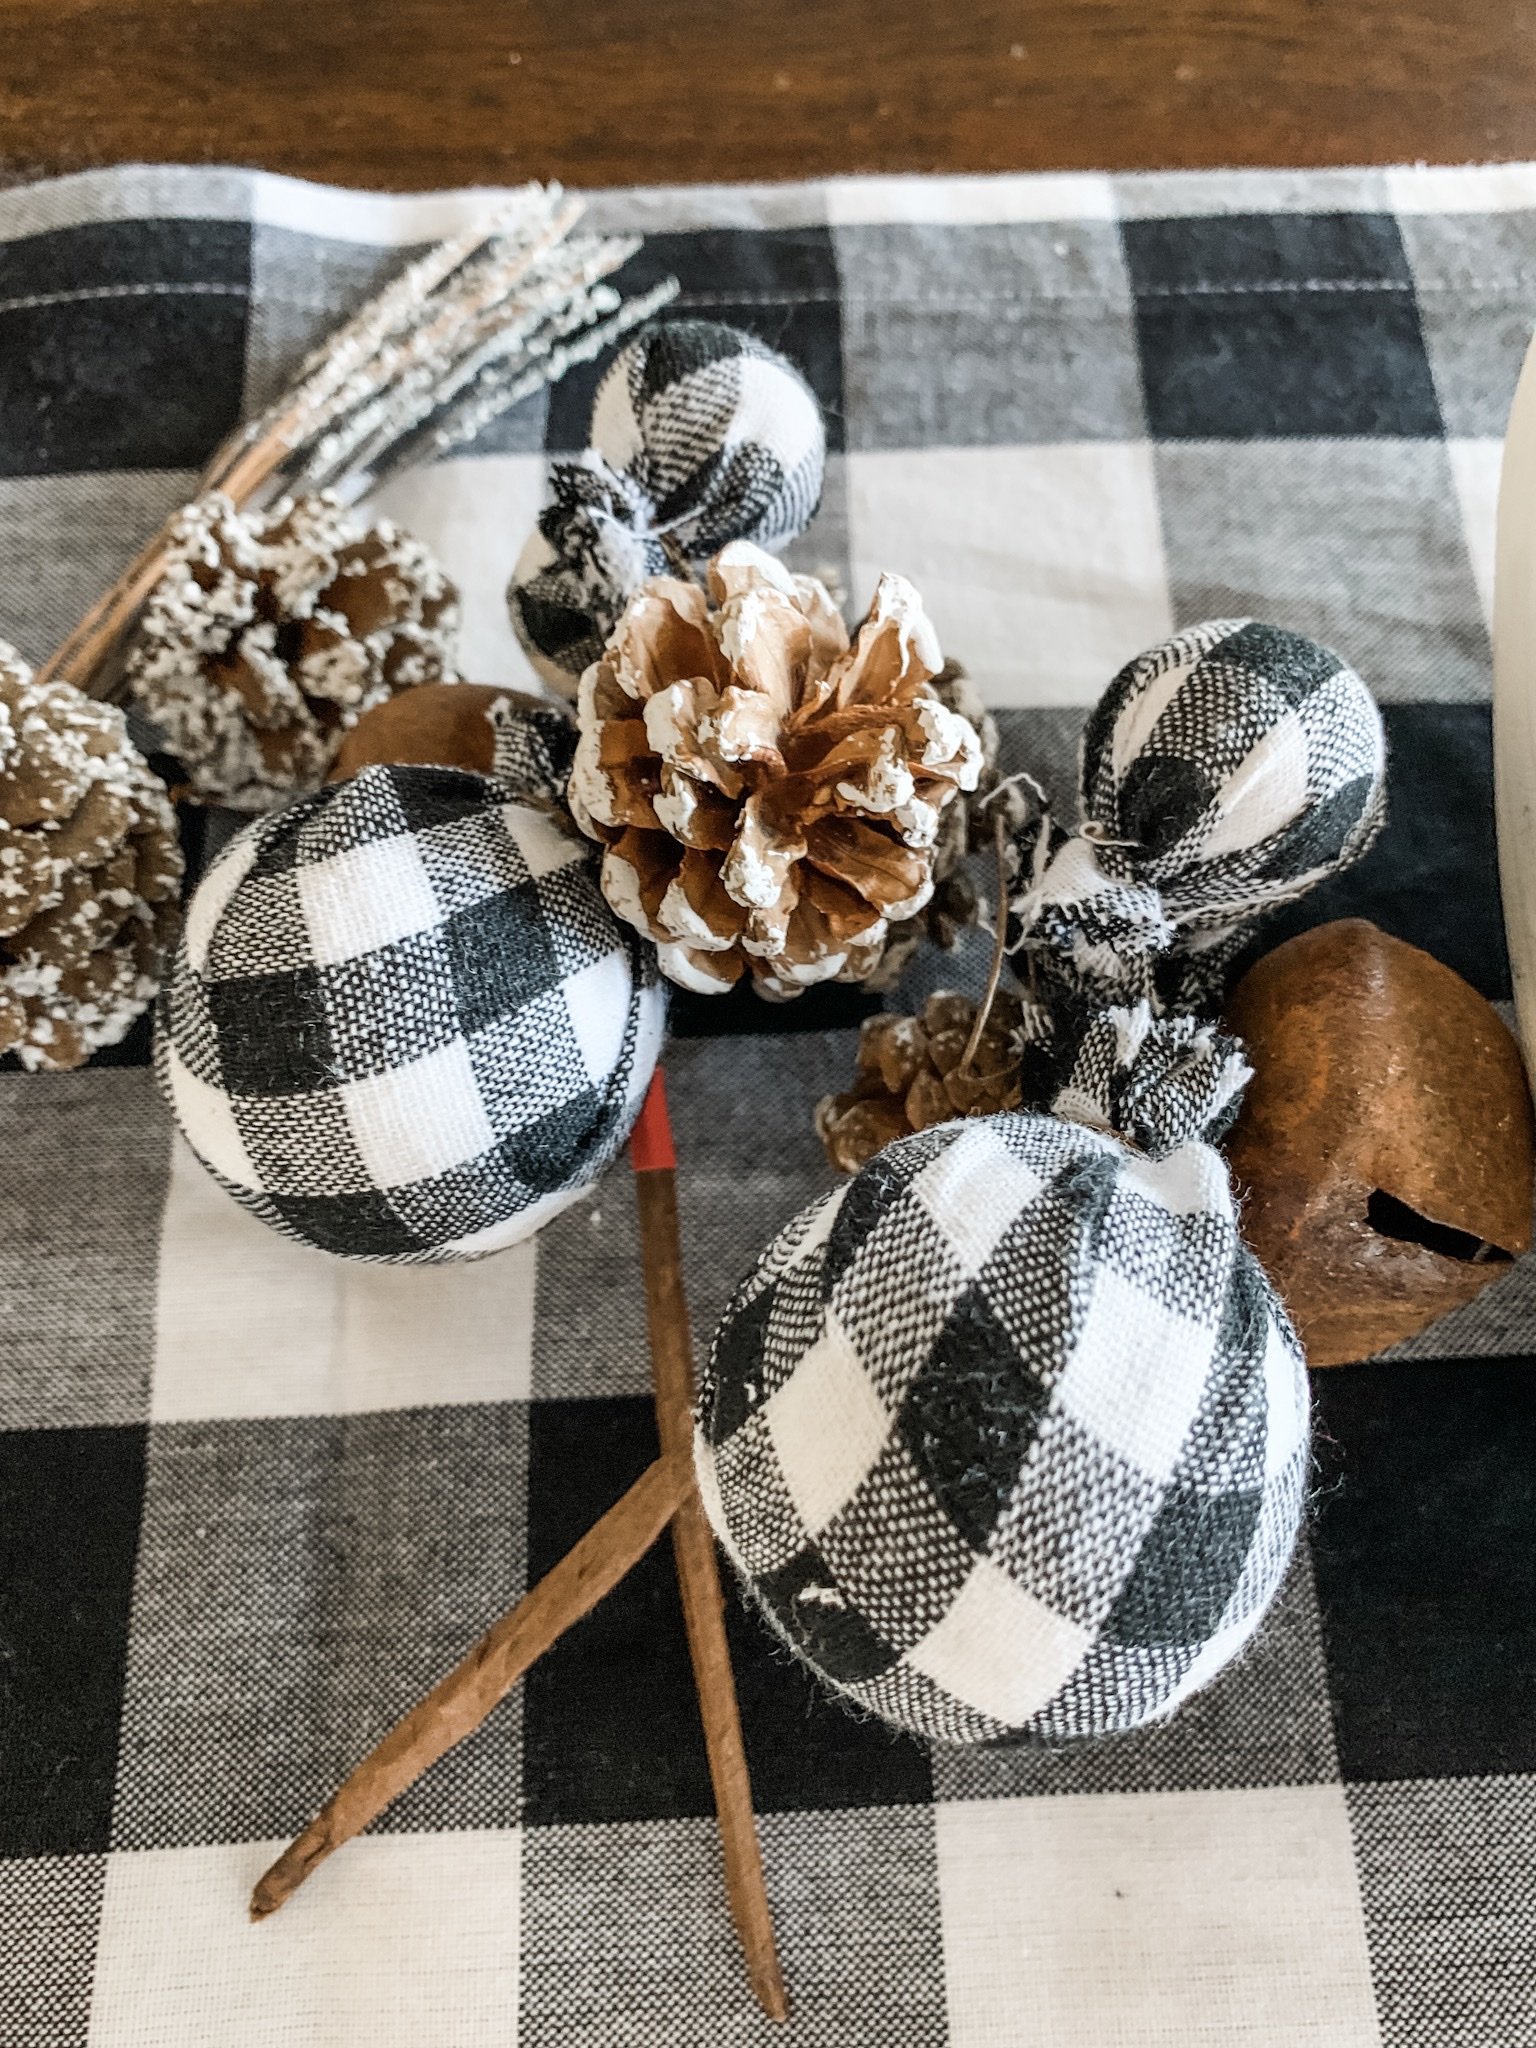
0;0;1526;190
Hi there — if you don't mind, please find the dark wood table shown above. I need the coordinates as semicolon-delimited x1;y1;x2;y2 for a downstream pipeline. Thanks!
0;0;1526;188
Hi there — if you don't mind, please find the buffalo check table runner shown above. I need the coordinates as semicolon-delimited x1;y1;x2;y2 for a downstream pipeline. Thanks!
1;161;1534;2046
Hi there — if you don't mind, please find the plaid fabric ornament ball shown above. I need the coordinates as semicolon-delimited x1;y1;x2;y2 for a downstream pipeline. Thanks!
697;1065;1308;1743
508;318;826;693
157;732;664;1262
1009;619;1387;1011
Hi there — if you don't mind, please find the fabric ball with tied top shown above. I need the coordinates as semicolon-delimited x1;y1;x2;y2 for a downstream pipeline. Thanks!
509;318;827;694
1008;618;1386;1014
569;541;983;999
697;1009;1307;1743
157;697;662;1263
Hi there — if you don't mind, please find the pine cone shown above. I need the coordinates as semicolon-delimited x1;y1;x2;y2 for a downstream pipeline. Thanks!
863;661;1008;990
815;988;1035;1172
126;491;459;810
0;645;182;1070
569;541;982;999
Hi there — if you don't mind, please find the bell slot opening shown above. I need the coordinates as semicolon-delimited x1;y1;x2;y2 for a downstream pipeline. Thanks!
1365;1188;1514;1265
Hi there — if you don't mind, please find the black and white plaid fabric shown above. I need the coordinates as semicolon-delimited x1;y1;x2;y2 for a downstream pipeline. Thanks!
1044;999;1254;1155
509;318;825;690
157;758;665;1260
697;1107;1306;1743
1009;620;1387;1011
4;163;1536;2047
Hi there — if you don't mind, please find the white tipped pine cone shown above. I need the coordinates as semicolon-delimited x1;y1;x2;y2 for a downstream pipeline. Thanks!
126;491;460;810
0;645;182;1070
569;542;982;999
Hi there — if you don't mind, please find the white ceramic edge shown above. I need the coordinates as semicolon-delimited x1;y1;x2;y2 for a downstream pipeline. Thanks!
1493;329;1536;1073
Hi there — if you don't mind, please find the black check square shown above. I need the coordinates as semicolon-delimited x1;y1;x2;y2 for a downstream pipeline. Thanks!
0;219;248;477
521;1397;931;1829
445;884;557;1034
0;1424;146;1857
1123;211;1444;438
1311;1356;1536;1780
202;961;335;1096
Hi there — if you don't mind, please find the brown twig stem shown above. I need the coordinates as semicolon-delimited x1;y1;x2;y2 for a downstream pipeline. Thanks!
248;1452;688;1922
630;1073;788;2023
959;805;1015;1074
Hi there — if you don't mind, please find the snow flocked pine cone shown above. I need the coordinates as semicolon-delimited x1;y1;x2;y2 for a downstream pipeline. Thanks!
126;491;459;810
0;644;182;1070
815;989;1035;1172
569;541;983;999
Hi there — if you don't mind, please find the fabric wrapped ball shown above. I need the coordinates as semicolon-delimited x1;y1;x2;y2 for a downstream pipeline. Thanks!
696;1109;1308;1743
509;318;826;694
157;760;665;1262
1011;619;1386;1007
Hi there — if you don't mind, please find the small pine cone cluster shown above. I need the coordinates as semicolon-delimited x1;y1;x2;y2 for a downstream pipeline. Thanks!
126;491;460;810
569;541;982;1000
0;646;182;1070
815;988;1035;1173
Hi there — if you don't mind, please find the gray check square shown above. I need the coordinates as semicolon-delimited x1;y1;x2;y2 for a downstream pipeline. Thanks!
0;1852;105;2048
990;1408;1162;1628
0;1071;169;1431
1397;207;1536;437
1349;1773;1536;2048
836;220;1144;449
111;1404;528;1849
1156;437;1489;701
0;471;197;669
520;1807;946;2048
818;1438;979;1650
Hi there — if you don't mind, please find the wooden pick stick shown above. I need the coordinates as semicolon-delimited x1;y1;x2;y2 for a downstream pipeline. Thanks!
629;1072;789;2023
248;1451;688;1921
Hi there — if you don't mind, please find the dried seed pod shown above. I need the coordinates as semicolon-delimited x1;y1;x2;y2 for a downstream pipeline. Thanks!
1224;919;1535;1364
126;491;459;810
0;644;181;1070
816;988;1034;1171
570;541;983;1000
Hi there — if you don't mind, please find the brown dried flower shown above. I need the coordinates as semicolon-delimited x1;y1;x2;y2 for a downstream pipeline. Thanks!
815;988;1035;1173
569;542;982;999
0;645;182;1070
126;491;459;810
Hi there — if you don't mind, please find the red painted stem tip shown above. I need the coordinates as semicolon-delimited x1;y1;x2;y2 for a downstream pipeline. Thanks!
628;1069;677;1174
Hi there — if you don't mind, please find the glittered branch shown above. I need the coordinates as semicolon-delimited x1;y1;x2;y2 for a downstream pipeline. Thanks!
36;185;678;698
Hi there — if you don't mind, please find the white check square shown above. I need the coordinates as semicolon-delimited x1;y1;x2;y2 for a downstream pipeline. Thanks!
907;1557;1091;1727
90;1831;521;2046
848;442;1173;707
297;832;441;967
1057;1263;1216;1483
152;1140;536;1421
341;1037;496;1188
935;1784;1379;2047
764;1311;890;1535
912;1121;1043;1278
